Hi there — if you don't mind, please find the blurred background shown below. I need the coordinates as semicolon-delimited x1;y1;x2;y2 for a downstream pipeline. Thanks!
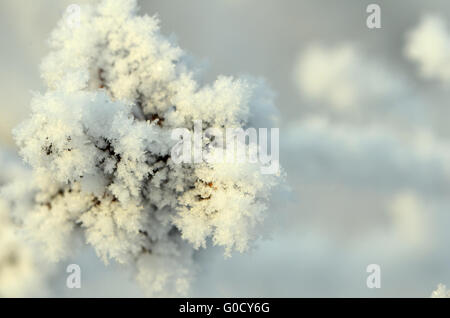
1;0;450;297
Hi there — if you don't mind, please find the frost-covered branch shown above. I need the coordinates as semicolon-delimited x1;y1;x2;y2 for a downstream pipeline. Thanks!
7;0;281;296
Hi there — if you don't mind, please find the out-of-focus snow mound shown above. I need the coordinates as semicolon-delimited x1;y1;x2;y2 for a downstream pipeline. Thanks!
0;147;50;297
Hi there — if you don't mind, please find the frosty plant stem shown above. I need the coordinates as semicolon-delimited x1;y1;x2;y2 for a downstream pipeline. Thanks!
7;0;282;296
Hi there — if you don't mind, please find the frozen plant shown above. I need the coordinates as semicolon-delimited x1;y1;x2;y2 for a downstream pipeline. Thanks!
0;199;45;297
0;149;47;297
431;284;450;298
9;0;281;296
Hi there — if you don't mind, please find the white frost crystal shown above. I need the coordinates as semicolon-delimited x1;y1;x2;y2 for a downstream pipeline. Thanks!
10;0;280;296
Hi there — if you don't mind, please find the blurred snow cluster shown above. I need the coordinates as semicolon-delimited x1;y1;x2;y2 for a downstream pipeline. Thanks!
290;13;450;297
0;150;48;297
